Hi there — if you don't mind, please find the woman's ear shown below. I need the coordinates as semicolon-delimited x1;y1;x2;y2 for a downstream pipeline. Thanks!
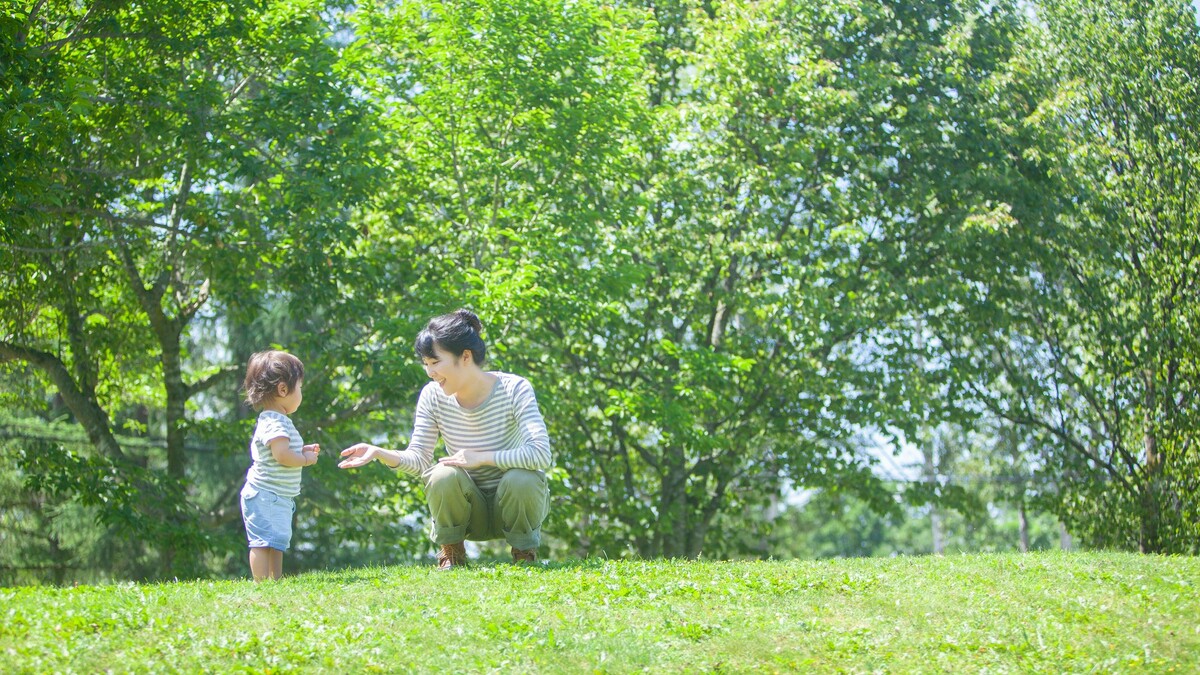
459;349;473;364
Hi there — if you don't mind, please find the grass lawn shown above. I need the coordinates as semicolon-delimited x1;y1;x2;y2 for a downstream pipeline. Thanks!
2;551;1197;673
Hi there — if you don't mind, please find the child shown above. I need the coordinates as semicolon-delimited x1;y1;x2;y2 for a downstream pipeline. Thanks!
239;350;319;581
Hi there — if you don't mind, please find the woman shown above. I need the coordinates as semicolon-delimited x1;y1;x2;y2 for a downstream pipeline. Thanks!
338;309;552;569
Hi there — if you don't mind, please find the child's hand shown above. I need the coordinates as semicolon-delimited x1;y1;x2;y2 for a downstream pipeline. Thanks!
302;449;319;466
304;443;321;455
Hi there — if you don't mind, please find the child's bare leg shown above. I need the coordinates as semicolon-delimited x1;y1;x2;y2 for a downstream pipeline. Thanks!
249;547;274;581
269;549;284;580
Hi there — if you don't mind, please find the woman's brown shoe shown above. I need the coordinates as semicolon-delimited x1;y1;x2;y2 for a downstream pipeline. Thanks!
437;542;467;570
511;547;537;564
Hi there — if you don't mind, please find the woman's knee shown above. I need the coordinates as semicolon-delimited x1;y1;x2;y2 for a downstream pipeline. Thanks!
497;469;547;499
425;464;469;494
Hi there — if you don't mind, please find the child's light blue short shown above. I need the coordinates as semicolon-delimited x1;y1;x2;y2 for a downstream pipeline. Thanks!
240;484;295;551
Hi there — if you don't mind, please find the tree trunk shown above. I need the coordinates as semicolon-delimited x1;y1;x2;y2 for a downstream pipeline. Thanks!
754;492;780;558
923;441;944;554
50;530;66;586
658;457;690;558
1017;500;1029;553
1139;372;1162;553
575;511;592;559
686;516;710;559
117;209;206;578
162;376;188;577
163;345;188;482
1138;488;1161;554
931;508;944;555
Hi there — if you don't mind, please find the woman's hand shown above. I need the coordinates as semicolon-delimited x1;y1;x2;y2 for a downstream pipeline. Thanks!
338;443;381;469
437;449;493;470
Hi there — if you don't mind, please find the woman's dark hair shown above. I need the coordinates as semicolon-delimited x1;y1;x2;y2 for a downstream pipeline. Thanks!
415;309;486;365
243;350;305;408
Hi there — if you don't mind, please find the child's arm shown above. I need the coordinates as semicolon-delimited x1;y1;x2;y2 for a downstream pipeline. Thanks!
269;437;318;467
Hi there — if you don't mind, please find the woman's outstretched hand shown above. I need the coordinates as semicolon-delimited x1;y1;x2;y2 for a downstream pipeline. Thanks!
338;443;380;469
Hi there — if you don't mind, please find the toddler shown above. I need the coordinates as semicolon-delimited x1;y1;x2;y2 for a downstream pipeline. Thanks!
239;350;319;581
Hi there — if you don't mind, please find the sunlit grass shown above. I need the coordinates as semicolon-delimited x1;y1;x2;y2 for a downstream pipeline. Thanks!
3;551;1197;673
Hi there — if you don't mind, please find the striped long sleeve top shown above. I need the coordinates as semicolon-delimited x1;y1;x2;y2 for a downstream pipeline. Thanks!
391;372;552;491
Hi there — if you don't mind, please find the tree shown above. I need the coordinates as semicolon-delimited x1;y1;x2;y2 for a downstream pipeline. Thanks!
1;0;382;577
512;0;1037;558
934;0;1200;553
336;0;660;557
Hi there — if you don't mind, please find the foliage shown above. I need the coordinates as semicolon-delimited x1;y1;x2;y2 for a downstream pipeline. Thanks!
771;486;1065;559
0;414;201;584
338;0;663;555
929;0;1200;553
1;0;384;578
2;0;1199;583
514;0;1044;558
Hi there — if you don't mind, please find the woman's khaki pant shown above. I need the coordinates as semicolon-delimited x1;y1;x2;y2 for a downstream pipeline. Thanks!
423;464;549;551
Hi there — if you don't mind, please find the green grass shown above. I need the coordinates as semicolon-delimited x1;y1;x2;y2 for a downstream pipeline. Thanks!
2;551;1197;673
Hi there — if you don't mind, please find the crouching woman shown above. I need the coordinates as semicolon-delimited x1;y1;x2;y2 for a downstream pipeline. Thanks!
338;309;552;569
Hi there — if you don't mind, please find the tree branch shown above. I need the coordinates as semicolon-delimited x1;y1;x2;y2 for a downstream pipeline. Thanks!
0;341;125;460
18;0;49;46
39;32;152;54
309;393;384;429
184;365;241;399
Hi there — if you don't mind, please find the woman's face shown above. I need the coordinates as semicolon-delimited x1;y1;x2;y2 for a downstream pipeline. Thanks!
422;345;473;395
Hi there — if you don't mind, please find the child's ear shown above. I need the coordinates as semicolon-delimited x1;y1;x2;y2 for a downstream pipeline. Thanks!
276;382;289;398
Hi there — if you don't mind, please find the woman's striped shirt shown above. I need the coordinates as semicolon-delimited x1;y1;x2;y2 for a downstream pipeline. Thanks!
392;372;552;491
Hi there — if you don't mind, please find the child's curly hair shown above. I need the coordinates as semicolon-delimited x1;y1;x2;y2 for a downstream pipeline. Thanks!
243;350;305;409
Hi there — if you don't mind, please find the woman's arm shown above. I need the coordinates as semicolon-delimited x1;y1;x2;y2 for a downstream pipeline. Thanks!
337;443;404;469
338;385;439;474
493;377;553;471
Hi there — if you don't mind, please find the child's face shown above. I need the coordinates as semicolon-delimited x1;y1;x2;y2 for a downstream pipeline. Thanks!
275;379;303;414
